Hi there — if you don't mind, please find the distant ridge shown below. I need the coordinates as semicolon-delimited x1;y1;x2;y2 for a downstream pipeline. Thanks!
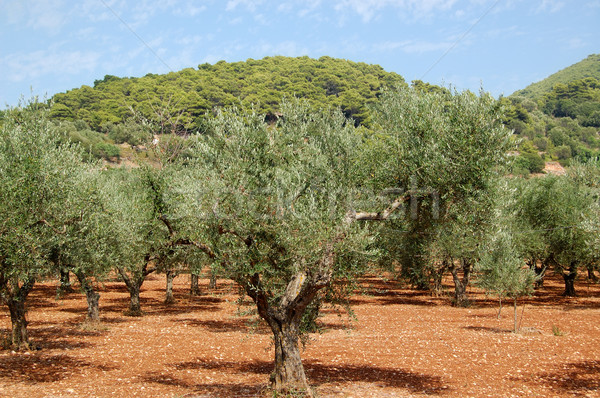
50;56;405;131
512;54;600;99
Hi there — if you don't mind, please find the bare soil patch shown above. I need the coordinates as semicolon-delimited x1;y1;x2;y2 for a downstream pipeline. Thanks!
1;273;600;397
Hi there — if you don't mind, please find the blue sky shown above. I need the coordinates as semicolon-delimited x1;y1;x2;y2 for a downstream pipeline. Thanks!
1;0;599;107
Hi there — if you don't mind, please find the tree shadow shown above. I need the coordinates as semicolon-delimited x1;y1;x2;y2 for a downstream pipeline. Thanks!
138;371;265;397
462;325;513;334
28;325;103;350
172;358;450;395
143;301;220;316
304;361;450;394
0;354;117;383
171;318;269;334
521;360;600;396
348;290;440;307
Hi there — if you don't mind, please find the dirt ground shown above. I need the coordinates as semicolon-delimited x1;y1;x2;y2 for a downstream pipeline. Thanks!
1;272;600;397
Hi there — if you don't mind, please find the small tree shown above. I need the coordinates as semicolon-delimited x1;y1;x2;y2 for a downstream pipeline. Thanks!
515;175;595;296
477;230;537;332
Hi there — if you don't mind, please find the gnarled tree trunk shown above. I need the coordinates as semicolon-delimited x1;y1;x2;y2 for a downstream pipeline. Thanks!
190;272;201;296
74;270;100;322
117;261;155;316
562;262;577;297
1;276;35;350
242;247;335;397
209;271;217;290
165;270;177;304
270;316;310;394
57;267;74;296
587;264;598;283
432;259;449;296
244;272;320;396
449;258;472;307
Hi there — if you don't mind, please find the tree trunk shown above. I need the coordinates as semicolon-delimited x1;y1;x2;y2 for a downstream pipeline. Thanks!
165;270;176;304
562;262;577;297
117;267;148;316
74;271;100;322
209;272;217;290
587;265;598;282
497;295;503;319
535;258;549;288
270;320;312;396
2;277;35;350
244;271;329;397
57;267;73;297
127;284;142;316
190;272;201;296
240;239;337;396
513;297;518;333
7;297;30;350
450;258;471;307
432;259;448;296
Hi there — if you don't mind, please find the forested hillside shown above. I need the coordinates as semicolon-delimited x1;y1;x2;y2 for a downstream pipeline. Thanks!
50;56;404;131
503;54;600;174
39;53;600;169
513;54;600;99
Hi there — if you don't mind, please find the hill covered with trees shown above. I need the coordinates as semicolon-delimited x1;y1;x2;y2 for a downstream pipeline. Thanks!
50;56;404;131
36;53;600;170
512;54;600;99
503;54;600;174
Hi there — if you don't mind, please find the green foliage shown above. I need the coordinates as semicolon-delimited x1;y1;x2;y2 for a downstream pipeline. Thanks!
552;324;566;336
52;120;121;160
513;54;600;98
366;86;513;288
179;99;373;331
50;56;405;132
506;55;600;164
103;120;152;146
514;174;596;296
513;152;545;174
476;229;537;301
0;98;99;347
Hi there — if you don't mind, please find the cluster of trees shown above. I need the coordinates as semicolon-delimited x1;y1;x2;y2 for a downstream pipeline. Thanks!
2;86;599;396
504;53;600;174
49;56;404;132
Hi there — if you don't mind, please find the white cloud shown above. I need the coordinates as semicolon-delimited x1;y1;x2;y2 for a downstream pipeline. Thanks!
1;0;69;33
226;0;265;12
374;39;452;54
333;0;459;22
536;0;565;13
252;40;309;57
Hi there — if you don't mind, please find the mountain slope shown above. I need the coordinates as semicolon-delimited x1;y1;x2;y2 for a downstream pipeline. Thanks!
512;54;600;99
50;56;405;131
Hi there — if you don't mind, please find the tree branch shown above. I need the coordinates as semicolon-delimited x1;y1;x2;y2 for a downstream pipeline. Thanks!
171;238;216;259
346;194;409;222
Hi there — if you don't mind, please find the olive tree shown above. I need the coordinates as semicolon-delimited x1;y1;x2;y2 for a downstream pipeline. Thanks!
181;101;371;395
363;86;513;305
475;186;538;332
0;99;91;348
515;175;596;296
55;169;125;322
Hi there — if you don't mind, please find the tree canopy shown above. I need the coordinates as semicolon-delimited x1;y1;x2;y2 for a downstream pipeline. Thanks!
50;56;405;131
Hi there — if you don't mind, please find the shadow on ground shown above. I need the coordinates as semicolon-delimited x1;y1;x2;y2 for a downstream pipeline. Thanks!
166;358;450;395
0;353;117;383
522;360;600;396
138;371;265;397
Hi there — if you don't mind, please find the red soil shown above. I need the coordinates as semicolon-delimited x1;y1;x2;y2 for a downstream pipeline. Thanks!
1;273;599;397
